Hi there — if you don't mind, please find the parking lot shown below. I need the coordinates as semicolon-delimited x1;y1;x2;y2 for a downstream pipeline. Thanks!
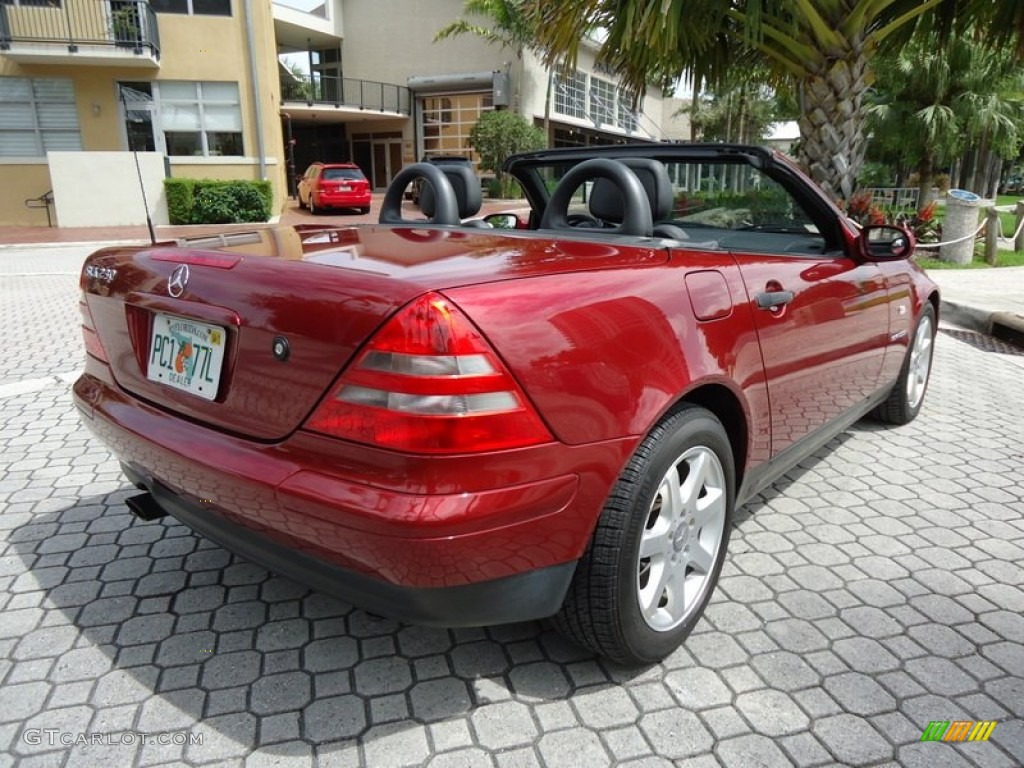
1;245;1022;767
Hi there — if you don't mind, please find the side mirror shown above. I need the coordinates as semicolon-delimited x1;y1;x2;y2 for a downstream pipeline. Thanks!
483;213;522;230
859;224;915;261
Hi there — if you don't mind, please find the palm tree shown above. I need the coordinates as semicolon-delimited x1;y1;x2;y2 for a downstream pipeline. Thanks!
869;35;1024;205
525;0;1023;200
436;0;554;143
955;46;1024;196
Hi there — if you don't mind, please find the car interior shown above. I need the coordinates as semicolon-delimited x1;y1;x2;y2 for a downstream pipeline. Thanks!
379;152;841;257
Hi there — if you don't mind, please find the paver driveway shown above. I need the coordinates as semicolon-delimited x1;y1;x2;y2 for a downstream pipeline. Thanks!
1;245;1022;767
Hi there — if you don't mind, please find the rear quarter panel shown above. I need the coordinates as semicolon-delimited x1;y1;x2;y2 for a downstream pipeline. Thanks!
446;250;771;466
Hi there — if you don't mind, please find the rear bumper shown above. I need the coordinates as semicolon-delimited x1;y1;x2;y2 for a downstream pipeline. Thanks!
123;464;574;626
73;371;630;625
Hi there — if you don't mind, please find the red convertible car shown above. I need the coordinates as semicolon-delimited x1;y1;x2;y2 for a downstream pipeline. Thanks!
75;145;937;664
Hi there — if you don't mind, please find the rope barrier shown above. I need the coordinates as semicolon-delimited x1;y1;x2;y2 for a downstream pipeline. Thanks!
916;220;986;249
995;212;1024;243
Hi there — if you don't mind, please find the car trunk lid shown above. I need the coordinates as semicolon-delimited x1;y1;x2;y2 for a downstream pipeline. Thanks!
81;226;666;440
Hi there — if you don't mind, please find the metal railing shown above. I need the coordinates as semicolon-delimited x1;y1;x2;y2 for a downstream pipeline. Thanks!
0;0;160;59
279;73;411;115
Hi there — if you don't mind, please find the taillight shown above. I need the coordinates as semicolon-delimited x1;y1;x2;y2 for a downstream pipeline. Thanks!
80;295;108;363
305;292;552;454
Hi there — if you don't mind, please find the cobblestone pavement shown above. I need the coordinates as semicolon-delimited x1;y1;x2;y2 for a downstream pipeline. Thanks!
1;247;1022;768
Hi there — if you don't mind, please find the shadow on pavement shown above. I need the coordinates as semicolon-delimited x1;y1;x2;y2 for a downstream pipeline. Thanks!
5;488;657;764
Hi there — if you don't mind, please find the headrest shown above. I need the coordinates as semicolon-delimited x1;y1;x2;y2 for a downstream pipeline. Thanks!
589;158;674;223
419;164;483;219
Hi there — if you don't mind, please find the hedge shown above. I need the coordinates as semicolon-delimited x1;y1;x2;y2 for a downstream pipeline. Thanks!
164;178;272;225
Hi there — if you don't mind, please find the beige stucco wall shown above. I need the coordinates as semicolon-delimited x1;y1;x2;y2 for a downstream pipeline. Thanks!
0;0;287;226
0;163;54;227
340;0;507;85
49;151;169;227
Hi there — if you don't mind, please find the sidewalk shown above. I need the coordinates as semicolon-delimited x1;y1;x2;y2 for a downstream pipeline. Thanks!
927;266;1024;345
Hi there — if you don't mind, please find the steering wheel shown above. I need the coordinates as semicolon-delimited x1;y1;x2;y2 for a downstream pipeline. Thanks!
379;163;460;226
540;158;653;237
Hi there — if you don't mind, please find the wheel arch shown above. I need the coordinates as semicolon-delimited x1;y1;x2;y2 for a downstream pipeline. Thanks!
666;382;749;493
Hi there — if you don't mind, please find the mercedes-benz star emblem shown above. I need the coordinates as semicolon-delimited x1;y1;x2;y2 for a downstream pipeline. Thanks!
167;264;190;298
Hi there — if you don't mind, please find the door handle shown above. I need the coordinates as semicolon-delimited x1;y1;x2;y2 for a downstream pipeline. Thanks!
756;290;795;310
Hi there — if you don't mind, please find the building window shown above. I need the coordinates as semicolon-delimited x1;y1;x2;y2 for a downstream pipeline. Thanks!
618;89;638;133
0;77;82;157
554;70;587;120
149;0;230;16
420;92;492;168
157;81;243;156
590;77;615;127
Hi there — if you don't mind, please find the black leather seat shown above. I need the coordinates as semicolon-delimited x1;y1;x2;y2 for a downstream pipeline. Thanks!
588;158;687;240
419;165;491;228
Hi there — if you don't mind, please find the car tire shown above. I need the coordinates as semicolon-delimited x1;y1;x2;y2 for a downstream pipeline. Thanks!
553;405;734;665
359;206;371;215
873;303;935;425
309;198;319;216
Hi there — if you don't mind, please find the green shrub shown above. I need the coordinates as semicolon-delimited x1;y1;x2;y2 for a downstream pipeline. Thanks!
165;178;197;225
486;176;522;199
163;178;272;224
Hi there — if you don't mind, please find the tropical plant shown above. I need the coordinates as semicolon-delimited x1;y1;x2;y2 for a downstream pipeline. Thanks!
469;110;546;195
279;59;312;102
683;67;786;144
436;0;554;141
524;0;1023;201
867;33;1024;208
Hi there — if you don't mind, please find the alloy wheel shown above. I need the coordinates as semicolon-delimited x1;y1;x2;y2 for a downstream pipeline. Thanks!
906;312;934;410
636;446;727;632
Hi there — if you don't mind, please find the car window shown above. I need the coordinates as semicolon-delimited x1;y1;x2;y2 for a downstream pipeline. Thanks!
663;162;816;232
527;157;827;255
322;168;365;181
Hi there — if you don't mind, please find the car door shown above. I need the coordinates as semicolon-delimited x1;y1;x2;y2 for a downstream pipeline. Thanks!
712;170;890;455
732;251;889;454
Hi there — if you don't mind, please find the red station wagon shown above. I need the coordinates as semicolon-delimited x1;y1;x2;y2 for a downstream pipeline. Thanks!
75;145;938;664
298;162;372;215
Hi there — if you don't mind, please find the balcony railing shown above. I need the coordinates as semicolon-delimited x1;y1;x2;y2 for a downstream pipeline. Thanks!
280;73;410;115
0;0;160;59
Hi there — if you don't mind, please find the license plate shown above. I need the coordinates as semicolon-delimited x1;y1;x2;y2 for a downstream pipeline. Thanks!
147;313;226;400
338;185;351;192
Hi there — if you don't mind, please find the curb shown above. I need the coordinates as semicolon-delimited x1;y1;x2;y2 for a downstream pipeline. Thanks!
991;311;1024;348
941;298;1024;348
939;299;990;334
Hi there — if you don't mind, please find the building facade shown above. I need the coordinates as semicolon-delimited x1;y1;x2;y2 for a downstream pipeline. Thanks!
0;0;286;225
0;0;689;225
292;0;690;187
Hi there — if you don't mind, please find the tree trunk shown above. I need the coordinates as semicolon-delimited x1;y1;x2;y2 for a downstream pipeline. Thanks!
986;152;1002;198
795;46;870;201
916;150;934;214
971;135;990;193
962;147;979;193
